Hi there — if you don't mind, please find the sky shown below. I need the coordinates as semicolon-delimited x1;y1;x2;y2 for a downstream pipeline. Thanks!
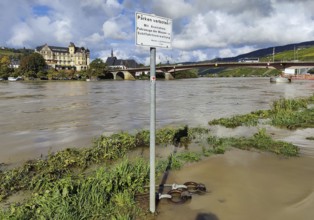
1;0;314;65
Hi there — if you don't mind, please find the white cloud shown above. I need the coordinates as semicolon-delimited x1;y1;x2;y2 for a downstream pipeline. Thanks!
54;19;73;43
7;23;34;47
102;17;132;40
1;0;314;64
84;33;104;44
192;50;208;61
152;0;194;19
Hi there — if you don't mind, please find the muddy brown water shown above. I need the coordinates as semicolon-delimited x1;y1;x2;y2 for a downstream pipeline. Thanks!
155;149;314;220
0;77;313;164
1;77;314;219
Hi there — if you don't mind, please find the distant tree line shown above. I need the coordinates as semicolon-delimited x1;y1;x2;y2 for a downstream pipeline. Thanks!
0;50;110;80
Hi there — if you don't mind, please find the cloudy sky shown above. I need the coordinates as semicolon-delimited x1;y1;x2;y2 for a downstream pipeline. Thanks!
1;0;314;65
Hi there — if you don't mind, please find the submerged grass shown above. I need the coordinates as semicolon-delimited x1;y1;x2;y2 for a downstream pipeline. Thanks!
0;158;150;219
208;110;270;128
0;127;193;202
0;116;301;218
207;128;299;156
208;94;314;129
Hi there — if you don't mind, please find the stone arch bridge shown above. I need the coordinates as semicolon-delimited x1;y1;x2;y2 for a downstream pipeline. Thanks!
104;61;314;80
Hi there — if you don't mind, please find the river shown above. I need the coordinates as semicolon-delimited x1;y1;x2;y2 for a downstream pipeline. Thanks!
0;77;313;163
1;77;314;219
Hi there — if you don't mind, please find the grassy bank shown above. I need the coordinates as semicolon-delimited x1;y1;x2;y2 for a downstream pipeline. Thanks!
0;95;308;218
205;68;281;78
209;94;314;129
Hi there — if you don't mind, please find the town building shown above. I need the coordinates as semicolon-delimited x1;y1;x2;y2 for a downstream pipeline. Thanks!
10;59;20;69
105;49;139;69
35;42;90;71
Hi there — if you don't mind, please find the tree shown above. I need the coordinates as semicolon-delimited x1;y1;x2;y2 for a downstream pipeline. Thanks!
90;58;107;70
37;70;48;80
19;53;46;76
89;58;107;78
0;55;11;66
0;55;13;78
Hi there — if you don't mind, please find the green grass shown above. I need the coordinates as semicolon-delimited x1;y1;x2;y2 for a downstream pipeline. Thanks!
0;158;150;219
0;50;16;57
0;126;207;202
204;46;314;77
208;110;270;128
0;48;33;58
207;128;299;156
0;121;301;219
209;94;314;129
260;46;314;62
271;108;314;129
208;68;281;77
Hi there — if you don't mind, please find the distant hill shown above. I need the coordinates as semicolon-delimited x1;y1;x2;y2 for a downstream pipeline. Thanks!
212;40;314;62
194;40;314;76
0;47;34;58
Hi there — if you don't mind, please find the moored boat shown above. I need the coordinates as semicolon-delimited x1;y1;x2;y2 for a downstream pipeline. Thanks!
270;76;291;83
8;76;23;81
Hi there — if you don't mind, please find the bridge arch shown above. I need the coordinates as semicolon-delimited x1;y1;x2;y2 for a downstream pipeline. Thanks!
156;72;165;79
116;71;125;80
100;72;114;79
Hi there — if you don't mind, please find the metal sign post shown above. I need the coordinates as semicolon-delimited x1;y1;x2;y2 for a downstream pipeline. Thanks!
149;47;156;213
135;12;172;213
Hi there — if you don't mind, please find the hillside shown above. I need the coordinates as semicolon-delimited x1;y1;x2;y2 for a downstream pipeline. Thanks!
261;45;314;61
197;40;314;76
0;47;33;58
214;40;314;62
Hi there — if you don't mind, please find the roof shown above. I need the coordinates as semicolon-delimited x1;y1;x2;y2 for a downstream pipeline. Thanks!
123;59;138;68
36;43;89;54
106;57;117;66
50;46;69;53
106;56;139;68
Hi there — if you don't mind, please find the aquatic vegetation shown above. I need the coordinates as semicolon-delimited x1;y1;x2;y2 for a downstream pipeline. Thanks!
208;94;314;129
271;97;309;112
270;108;314;129
0;124;300;218
0;126;196;202
207;129;299;157
0;158;150;219
268;95;314;129
167;154;184;170
176;151;202;163
208;110;269;128
306;136;314;140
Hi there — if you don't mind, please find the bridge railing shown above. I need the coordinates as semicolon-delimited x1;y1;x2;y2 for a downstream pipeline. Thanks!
124;61;314;72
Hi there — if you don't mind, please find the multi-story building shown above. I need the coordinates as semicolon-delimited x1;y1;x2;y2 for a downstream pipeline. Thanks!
35;42;90;71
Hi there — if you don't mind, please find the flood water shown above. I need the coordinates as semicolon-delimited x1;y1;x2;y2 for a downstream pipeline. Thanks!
1;77;314;219
156;149;314;220
0;77;313;163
